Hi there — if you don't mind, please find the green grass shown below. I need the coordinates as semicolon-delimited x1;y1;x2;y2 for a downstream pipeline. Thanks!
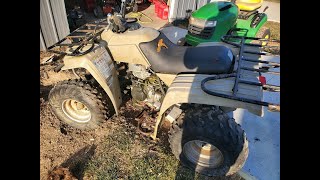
82;123;243;180
264;21;280;40
83;125;135;179
83;124;181;179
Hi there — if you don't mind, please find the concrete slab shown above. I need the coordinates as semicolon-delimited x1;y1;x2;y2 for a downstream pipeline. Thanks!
263;1;280;22
160;26;280;180
232;107;280;180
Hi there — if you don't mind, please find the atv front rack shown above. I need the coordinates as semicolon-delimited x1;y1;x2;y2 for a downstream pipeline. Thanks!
201;35;280;112
47;19;109;57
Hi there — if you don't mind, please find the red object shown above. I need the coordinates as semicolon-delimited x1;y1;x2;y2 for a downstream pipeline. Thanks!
84;0;95;12
157;3;168;20
162;4;169;19
259;76;266;85
154;0;161;14
157;3;163;17
103;5;113;14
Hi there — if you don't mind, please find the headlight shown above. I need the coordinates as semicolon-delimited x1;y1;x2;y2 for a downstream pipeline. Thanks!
205;21;217;27
189;17;217;28
189;17;206;27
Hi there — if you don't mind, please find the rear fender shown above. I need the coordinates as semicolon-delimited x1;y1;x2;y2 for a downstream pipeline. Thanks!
150;74;263;140
61;44;122;115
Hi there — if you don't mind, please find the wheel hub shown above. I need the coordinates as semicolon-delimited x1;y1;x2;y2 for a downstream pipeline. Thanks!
262;34;269;46
183;140;224;168
62;99;91;123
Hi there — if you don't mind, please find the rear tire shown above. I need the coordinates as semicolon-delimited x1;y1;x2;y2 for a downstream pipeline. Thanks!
257;27;271;46
48;79;112;130
169;105;248;176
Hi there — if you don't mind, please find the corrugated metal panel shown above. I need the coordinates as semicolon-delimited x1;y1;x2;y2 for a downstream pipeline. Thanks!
176;0;197;19
168;0;179;22
168;0;221;22
40;0;59;48
198;0;212;8
49;0;70;40
40;29;46;51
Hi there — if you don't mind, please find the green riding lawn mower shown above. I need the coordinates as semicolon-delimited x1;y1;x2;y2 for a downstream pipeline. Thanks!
178;0;270;46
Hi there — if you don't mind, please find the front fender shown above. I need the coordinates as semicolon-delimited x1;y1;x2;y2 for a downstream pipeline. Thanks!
61;44;122;115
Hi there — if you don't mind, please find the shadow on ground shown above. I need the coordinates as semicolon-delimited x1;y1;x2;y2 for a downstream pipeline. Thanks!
40;84;53;101
48;145;97;180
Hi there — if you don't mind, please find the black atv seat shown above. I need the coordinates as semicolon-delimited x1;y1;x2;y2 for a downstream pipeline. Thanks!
139;32;234;75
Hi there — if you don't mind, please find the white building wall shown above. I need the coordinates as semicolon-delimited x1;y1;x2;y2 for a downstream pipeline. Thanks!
40;0;70;51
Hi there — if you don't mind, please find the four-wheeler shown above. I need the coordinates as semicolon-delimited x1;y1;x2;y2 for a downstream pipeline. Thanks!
45;1;280;176
182;0;270;46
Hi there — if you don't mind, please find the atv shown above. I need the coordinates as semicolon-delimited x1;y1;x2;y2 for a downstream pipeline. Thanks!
45;3;280;176
180;0;270;46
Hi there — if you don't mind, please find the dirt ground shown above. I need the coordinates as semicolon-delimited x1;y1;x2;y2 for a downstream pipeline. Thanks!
40;51;244;180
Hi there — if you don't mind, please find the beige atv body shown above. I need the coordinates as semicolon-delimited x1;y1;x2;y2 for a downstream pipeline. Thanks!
60;26;264;139
46;12;281;177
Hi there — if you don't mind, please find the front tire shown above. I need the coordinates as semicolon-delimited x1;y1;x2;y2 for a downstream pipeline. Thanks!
48;79;111;130
169;105;248;176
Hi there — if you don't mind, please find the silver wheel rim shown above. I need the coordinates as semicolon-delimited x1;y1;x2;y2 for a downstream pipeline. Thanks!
183;140;224;168
61;99;91;123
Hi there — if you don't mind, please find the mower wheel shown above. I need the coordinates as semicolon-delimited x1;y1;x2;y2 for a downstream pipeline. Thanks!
169;105;248;176
49;79;112;130
257;27;271;46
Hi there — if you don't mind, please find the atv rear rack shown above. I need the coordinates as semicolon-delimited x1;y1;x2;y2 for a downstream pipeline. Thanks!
46;19;109;57
201;35;280;112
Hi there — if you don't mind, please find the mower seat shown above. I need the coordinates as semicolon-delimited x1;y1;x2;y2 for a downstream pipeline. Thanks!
236;0;263;12
139;33;234;75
